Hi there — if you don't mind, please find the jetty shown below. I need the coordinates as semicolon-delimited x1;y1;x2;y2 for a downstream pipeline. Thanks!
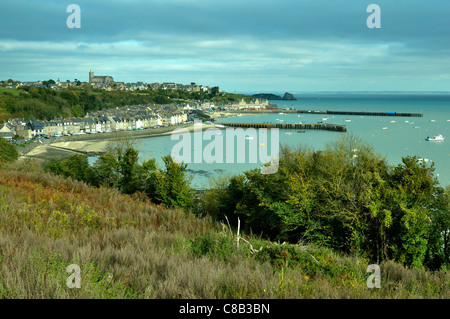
297;110;423;117
218;122;347;132
224;109;423;117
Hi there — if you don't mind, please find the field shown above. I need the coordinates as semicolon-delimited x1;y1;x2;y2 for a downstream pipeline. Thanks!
0;160;448;299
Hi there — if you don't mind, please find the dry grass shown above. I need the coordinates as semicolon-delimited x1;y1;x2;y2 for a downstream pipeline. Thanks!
0;161;448;299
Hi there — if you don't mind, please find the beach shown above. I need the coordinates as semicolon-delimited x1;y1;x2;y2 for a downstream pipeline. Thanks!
18;122;218;162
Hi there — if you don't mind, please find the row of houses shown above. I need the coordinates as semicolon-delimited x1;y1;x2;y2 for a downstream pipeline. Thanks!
2;111;188;140
4;79;213;93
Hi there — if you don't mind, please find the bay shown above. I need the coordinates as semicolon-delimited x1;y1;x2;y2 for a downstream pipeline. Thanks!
97;93;450;189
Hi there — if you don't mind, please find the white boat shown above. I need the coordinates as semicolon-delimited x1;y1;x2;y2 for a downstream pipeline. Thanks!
285;132;294;135
430;120;436;122
425;134;445;141
390;120;396;123
322;117;329;121
244;136;254;140
382;127;388;130
345;119;351;122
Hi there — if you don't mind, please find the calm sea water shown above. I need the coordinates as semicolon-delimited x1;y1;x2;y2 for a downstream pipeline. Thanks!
102;93;450;189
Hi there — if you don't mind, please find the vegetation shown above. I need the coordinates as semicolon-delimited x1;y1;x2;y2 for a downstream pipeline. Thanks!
0;160;448;298
0;133;448;298
43;141;195;212
0;138;18;164
198;136;450;271
0;84;250;122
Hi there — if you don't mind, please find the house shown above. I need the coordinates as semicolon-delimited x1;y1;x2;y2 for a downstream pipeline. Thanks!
45;121;62;137
27;120;47;136
82;118;96;134
0;123;14;140
71;118;83;134
109;116;124;131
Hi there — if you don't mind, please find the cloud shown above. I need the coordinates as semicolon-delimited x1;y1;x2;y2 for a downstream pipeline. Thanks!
1;0;450;91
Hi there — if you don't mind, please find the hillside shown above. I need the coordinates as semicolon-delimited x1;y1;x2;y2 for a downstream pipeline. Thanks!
0;161;448;299
0;86;251;122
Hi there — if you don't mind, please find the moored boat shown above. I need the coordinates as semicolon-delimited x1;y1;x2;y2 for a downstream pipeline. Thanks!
425;134;445;141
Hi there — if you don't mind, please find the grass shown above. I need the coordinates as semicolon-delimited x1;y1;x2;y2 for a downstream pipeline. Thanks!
0;88;21;96
0;160;448;299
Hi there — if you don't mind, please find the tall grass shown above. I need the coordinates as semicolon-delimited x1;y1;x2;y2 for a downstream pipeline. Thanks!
0;161;448;298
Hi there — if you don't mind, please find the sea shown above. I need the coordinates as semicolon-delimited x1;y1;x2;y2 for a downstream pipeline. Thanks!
97;93;450;189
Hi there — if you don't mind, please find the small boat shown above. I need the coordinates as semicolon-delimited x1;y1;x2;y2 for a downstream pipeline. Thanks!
285;132;294;135
297;130;306;133
345;119;351;122
382;127;388;130
405;121;409;123
259;143;266;147
390;120;396;123
322;117;329;121
414;126;420;129
425;134;445;141
244;136;254;140
430;120;436;122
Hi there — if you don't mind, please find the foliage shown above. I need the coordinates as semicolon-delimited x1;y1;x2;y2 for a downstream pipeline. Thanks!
200;136;449;270
0;85;251;121
0;161;448;298
43;144;194;211
154;155;194;211
0;138;18;164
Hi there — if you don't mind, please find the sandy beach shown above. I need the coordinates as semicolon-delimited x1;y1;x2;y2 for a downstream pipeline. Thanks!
18;110;262;163
19;122;218;162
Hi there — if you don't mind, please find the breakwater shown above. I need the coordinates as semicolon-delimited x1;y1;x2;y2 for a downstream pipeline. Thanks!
224;110;423;117
298;110;423;117
218;122;347;132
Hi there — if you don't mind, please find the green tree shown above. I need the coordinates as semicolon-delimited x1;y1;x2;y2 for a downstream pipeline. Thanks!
0;137;18;164
117;146;140;194
154;155;194;210
90;152;120;188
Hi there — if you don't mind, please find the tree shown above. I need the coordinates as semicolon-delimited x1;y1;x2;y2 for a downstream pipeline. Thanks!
90;152;120;188
154;155;194;210
117;146;140;194
203;136;446;269
0;138;18;164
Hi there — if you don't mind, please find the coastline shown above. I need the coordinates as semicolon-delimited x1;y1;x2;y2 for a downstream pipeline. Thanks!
18;121;220;163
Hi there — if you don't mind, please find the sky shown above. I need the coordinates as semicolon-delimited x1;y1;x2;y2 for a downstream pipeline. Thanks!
1;0;450;93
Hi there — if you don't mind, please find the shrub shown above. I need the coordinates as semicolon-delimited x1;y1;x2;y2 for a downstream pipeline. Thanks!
0;138;18;164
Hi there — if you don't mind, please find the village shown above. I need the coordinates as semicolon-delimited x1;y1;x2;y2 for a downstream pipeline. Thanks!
0;72;276;143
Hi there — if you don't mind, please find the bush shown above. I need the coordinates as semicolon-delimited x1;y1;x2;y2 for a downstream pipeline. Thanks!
0;138;18;164
202;136;449;270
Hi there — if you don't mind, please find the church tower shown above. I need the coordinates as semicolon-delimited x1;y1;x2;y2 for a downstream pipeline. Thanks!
89;70;94;84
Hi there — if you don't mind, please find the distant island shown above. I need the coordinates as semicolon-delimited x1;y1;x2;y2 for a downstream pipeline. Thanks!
252;92;297;100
